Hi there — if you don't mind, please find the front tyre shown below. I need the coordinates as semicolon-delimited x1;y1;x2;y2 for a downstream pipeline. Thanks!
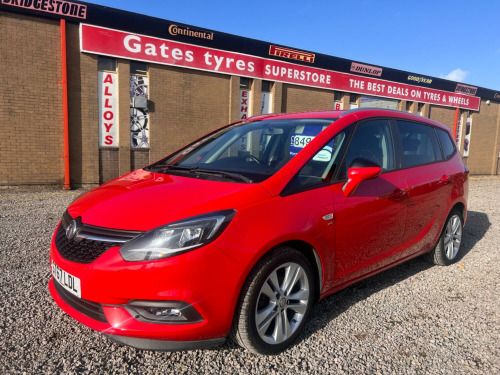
232;247;315;354
426;209;464;266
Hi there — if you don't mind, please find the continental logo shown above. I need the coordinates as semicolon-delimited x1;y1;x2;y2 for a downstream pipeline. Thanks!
455;83;477;96
168;25;214;40
269;46;315;63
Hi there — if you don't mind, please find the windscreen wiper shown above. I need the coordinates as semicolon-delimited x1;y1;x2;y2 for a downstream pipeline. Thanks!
194;169;253;183
155;165;253;183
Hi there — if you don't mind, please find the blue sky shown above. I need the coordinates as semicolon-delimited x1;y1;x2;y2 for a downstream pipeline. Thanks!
84;0;500;90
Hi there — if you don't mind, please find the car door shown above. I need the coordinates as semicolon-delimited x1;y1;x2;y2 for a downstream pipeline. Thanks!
395;120;453;256
329;118;408;287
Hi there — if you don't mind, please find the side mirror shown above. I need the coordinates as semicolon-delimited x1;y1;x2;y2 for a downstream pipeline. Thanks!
342;158;382;197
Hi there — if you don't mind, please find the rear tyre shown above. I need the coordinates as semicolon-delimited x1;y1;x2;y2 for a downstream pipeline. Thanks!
426;209;463;266
231;247;315;355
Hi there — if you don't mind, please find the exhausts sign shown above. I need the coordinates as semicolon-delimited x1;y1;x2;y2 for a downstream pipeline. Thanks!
81;25;481;111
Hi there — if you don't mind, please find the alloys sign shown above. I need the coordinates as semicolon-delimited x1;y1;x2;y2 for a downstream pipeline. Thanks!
98;72;118;147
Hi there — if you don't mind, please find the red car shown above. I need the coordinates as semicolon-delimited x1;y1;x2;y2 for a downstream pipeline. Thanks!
50;108;468;354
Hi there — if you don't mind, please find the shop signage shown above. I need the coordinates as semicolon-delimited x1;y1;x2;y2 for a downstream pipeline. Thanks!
455;83;477;96
81;25;481;111
239;90;250;120
168;24;214;40
407;75;433;85
98;71;118;147
350;62;382;77
269;46;315;63
1;0;87;19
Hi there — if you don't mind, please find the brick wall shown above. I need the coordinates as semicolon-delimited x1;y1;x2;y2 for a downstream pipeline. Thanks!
282;84;334;113
0;13;64;185
429;105;456;132
66;23;99;186
466;101;500;175
148;65;230;163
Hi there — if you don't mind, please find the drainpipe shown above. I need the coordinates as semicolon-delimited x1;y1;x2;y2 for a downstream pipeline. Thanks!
452;108;459;143
60;19;71;189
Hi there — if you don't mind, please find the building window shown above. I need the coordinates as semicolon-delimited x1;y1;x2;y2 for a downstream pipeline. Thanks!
98;57;116;72
417;103;425;116
334;91;343;110
130;63;149;148
240;77;251;90
131;61;148;75
262;80;272;93
349;93;359;109
359;95;398;110
406;101;413;113
261;81;273;114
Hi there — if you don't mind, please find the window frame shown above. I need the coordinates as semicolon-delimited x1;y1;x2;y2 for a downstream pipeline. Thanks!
434;127;457;161
280;125;354;196
392;119;446;170
333;118;398;183
279;116;458;197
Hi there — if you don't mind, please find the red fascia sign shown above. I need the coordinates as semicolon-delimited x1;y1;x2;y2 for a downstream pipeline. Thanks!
80;25;481;111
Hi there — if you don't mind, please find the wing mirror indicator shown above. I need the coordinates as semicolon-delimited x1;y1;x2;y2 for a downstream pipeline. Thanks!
342;158;382;197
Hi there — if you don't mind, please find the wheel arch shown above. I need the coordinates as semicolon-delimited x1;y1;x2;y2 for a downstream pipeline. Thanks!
272;240;323;302
452;202;466;223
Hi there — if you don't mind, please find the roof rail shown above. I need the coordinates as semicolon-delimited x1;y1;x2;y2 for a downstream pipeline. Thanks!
340;107;406;117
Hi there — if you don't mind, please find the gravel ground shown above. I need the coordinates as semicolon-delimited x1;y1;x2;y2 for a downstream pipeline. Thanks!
0;177;498;374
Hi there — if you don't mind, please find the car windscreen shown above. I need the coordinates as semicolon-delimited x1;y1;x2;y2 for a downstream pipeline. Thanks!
147;118;337;183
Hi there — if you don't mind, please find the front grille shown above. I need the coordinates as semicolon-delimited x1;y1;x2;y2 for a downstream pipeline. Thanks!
55;211;143;264
53;279;107;323
55;224;122;263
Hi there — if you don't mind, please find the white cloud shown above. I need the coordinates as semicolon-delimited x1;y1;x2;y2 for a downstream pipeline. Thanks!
442;68;469;82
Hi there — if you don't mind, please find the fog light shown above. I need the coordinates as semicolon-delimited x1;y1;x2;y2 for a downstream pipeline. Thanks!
125;300;203;324
145;307;181;317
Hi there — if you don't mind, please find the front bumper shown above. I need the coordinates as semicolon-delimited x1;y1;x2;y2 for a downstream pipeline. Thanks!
49;223;246;347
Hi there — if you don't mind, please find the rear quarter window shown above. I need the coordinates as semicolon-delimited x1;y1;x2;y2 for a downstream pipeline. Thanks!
435;128;456;160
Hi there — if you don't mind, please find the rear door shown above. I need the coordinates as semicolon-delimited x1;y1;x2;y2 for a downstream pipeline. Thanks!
394;120;452;256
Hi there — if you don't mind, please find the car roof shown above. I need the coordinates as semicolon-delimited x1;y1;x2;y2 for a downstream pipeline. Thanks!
247;108;451;133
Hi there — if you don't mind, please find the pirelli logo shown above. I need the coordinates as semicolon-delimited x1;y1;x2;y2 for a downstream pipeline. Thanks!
269;46;315;63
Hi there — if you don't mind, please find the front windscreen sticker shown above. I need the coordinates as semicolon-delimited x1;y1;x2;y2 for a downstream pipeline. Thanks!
289;125;323;157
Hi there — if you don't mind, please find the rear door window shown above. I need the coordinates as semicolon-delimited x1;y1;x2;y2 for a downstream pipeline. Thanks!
397;121;437;168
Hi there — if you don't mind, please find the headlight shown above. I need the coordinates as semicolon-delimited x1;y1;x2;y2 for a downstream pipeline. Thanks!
119;210;236;261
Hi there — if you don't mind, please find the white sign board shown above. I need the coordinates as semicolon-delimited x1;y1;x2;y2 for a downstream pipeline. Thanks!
98;72;119;146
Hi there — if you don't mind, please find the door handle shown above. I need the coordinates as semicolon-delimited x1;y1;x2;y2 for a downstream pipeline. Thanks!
390;188;407;200
439;175;451;185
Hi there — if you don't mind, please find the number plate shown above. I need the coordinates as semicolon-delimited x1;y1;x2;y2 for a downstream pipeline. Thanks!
51;261;81;298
